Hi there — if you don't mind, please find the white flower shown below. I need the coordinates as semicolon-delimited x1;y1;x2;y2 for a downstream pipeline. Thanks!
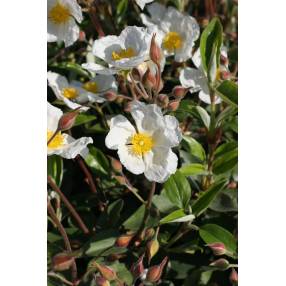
135;0;154;10
83;26;152;74
179;47;229;104
47;0;83;47
140;2;200;62
105;101;182;183
47;102;93;159
48;72;117;108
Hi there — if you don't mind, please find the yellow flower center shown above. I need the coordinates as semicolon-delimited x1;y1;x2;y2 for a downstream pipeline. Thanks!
48;2;70;25
62;87;78;99
112;48;136;61
162;32;183;52
47;130;65;149
82;81;98;93
131;133;154;156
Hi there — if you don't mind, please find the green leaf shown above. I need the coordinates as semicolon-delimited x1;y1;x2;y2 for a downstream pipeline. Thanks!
195;106;210;129
153;189;177;214
183;136;206;162
200;17;223;79
107;199;124;227
47;155;63;187
50;62;90;78
84;146;110;176
209;189;238;212
199;224;237;257
123;205;159;231
74;113;97;127
213;142;238;174
164;170;192;210
216;80;238;106
160;209;195;224
180;163;207;176
85;230;118;256
192;180;227;216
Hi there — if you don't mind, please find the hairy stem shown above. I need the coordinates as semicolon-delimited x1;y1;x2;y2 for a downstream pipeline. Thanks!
48;175;90;234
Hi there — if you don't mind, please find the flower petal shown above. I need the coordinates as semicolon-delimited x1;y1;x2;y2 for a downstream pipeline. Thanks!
81;63;119;75
105;115;136;150
47;102;63;131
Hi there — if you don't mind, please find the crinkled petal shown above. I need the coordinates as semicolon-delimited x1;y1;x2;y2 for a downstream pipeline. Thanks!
146;2;166;25
62;0;83;23
118;145;145;174
179;67;207;92
48;134;93;159
82;63;119;75
143;147;178;183
47;102;62;131
105;115;136;150
198;90;222;105
135;0;154;10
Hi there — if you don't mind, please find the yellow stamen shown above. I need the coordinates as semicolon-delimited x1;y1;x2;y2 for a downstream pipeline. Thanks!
62;87;78;99
112;48;136;61
48;2;70;25
162;32;183;52
47;130;65;149
131;133;154;156
82;81;98;93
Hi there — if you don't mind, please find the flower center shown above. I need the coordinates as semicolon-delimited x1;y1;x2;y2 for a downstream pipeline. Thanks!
162;32;183;52
82;81;98;93
48;2;70;25
112;48;136;61
131;133;154;156
47;130;65;149
62;87;78;99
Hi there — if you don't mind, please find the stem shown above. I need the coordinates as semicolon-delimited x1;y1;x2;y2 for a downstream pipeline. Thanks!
47;128;60;146
47;198;77;283
48;272;74;286
137;182;156;237
48;176;90;235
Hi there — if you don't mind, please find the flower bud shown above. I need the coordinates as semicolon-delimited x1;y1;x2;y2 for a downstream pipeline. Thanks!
229;268;238;284
95;276;110;286
146;256;168;283
79;30;86;42
156;94;169;108
104;91;117;102
210;258;230;270
93;262;117;281
167;100;180;111
111;158;122;173
115;233;134;248
130;254;145;279
146;238;159;263
220;55;229;66
52;253;75;272
150;34;162;66
172;86;188;98
228;181;237;189
142;68;157;90
207;242;226;256
57;108;81;131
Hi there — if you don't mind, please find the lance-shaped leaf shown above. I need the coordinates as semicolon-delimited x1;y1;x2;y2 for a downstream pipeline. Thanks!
160;209;195;225
215;80;238;106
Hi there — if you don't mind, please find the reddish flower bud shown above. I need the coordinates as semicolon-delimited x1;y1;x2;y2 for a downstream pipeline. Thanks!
104;91;117;102
229;268;238;284
111;158;122;173
210;258;230;270
142;68;157;90
157;94;169;108
220;71;231;80
93;262;117;281
146;238;160;263
220;55;229;66
130;254;145;279
113;175;126;185
57;108;81;131
115;233;134;248
207;242;226;256
172;86;188;98
79;30;86;42
150;34;162;65
95;276;110;286
168;100;180;111
146;256;168;283
52;252;75;272
228;181;237;189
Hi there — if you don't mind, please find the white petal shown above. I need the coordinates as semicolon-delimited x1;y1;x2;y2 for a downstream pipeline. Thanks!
130;101;164;133
135;0;154;10
105;115;136;150
192;48;202;69
144;147;178;183
62;19;80;47
117;145;145;175
92;35;120;61
48;134;93;159
179;67;207;91
47;102;62;131
82;63;119;75
146;2;166;25
163;115;182;147
62;0;83;23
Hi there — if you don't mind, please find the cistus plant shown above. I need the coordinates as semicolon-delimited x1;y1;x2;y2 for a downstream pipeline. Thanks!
47;1;238;285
